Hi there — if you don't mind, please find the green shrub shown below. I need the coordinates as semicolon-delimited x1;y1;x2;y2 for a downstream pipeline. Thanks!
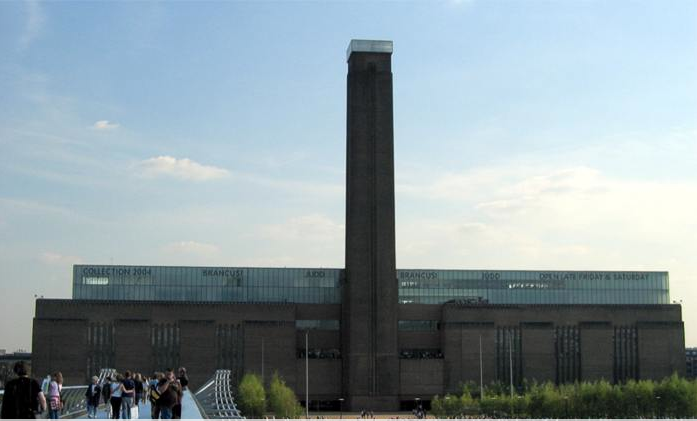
237;373;266;418
268;372;303;419
433;374;697;419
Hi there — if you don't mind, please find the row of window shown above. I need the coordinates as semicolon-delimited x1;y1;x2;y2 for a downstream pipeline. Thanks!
398;277;668;290
85;320;651;383
399;349;443;359
296;320;340;330
74;266;669;306
77;266;667;285
297;348;341;359
398;320;440;331
74;285;342;304
75;285;668;305
399;288;669;305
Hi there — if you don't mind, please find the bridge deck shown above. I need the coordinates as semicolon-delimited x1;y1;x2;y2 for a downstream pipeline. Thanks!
78;390;202;419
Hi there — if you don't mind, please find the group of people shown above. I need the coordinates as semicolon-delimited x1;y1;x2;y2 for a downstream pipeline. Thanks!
0;361;189;420
90;367;189;419
0;363;65;419
90;370;141;419
359;410;375;418
413;406;427;419
145;368;189;420
1;361;47;419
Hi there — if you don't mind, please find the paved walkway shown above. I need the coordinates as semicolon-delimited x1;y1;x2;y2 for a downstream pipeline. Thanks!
79;391;202;419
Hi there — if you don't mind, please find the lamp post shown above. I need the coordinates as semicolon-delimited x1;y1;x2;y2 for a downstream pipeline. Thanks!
305;330;309;419
338;398;344;419
479;334;484;399
508;330;514;400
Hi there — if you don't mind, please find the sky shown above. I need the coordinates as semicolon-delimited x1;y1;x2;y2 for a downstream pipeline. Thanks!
0;0;696;351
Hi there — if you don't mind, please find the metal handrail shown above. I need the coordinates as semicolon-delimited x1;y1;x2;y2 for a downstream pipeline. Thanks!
0;384;88;419
57;385;90;418
57;368;117;418
194;369;244;419
3;369;230;419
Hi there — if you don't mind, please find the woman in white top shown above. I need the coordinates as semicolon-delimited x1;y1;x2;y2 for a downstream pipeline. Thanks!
109;375;124;419
47;372;63;419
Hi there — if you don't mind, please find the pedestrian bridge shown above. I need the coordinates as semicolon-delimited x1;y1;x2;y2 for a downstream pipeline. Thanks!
77;388;203;419
0;369;243;419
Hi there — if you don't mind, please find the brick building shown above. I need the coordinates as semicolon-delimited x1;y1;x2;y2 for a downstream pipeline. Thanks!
32;40;685;411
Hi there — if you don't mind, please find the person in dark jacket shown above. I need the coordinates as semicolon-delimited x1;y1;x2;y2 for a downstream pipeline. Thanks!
85;376;102;419
157;370;180;420
101;377;112;417
172;367;188;419
149;372;164;420
0;361;46;419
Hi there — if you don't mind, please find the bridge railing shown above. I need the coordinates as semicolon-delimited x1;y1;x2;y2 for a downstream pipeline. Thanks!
57;385;90;418
0;385;87;418
57;368;117;418
2;368;214;419
194;369;244;419
0;368;117;419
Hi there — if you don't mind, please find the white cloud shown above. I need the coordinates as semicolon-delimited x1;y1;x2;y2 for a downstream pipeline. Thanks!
19;0;45;50
396;164;697;274
39;252;83;266
92;120;120;130
256;214;345;266
261;213;344;243
137;156;230;181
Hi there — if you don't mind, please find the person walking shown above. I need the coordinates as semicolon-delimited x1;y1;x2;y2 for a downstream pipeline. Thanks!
47;372;63;419
0;361;46;419
120;371;136;419
173;367;188;419
157;370;180;420
110;374;124;419
85;376;102;419
134;373;144;405
40;374;51;397
176;367;189;391
102;377;113;418
149;372;164;420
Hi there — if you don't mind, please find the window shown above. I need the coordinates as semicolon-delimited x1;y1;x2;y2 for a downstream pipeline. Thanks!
399;349;443;359
398;320;439;331
295;320;340;330
83;277;109;285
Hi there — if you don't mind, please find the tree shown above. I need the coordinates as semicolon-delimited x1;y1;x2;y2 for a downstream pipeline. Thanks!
459;381;479;398
268;372;303;419
431;395;445;418
655;372;697;418
480;394;510;418
444;394;463;418
460;392;480;416
238;373;266;418
429;394;470;418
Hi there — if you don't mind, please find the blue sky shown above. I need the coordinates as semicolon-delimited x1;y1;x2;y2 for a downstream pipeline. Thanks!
1;0;696;351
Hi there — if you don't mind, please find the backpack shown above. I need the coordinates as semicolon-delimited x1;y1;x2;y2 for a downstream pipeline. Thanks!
41;376;50;395
149;383;160;403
